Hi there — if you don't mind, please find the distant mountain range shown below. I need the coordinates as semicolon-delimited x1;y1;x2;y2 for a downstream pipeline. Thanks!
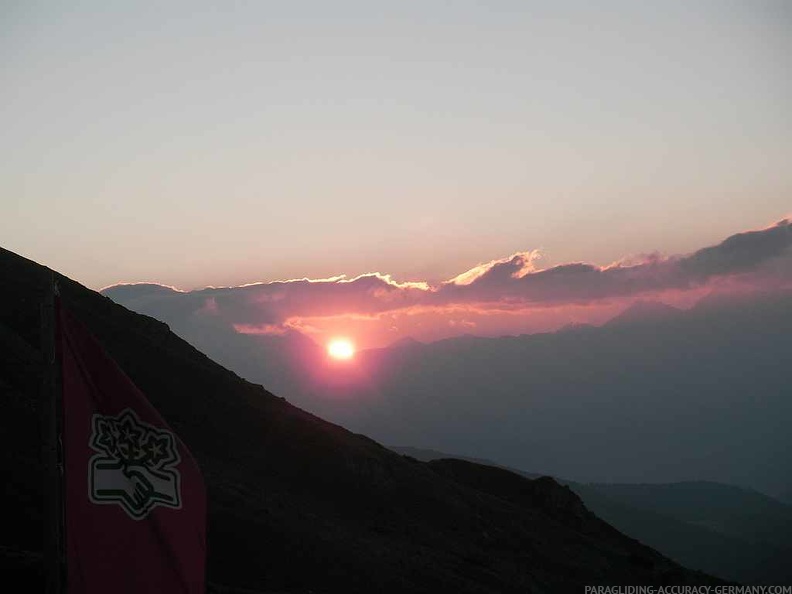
1;247;724;592
601;299;682;326
105;281;792;499
391;447;792;585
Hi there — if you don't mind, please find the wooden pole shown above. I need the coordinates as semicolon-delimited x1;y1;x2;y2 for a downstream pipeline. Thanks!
40;270;63;593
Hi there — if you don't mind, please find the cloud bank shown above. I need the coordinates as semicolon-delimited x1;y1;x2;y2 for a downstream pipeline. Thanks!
103;219;792;346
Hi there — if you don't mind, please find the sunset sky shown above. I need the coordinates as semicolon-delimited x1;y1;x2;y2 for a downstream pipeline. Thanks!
3;1;790;347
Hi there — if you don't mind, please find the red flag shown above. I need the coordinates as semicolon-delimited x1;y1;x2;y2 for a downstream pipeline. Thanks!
57;299;206;593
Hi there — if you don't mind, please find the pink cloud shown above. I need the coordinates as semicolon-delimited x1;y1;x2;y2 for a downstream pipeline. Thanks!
103;218;792;347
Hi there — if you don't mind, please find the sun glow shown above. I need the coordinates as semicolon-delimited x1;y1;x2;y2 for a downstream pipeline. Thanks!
327;338;355;361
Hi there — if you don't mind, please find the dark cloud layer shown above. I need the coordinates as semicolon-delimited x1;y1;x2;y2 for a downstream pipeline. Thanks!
103;219;792;330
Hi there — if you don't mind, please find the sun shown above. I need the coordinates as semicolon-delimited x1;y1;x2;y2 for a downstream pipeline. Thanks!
327;338;355;361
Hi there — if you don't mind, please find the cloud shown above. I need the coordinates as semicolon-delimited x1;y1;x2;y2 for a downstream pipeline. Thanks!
677;218;791;279
103;219;792;342
438;219;791;305
447;251;541;286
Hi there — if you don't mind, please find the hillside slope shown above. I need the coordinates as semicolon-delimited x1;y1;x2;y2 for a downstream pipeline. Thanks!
391;447;792;584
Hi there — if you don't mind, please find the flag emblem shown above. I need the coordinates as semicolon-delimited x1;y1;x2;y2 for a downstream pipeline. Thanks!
58;299;206;593
89;408;182;519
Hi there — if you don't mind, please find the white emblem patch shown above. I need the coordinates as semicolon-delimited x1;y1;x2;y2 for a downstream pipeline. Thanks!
88;408;182;519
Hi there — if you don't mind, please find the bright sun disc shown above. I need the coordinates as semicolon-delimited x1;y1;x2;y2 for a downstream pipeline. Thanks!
327;338;355;360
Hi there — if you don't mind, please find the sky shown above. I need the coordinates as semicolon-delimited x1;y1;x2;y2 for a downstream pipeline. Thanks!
3;1;790;296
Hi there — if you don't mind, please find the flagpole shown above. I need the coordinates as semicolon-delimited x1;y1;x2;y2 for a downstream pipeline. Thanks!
40;269;63;593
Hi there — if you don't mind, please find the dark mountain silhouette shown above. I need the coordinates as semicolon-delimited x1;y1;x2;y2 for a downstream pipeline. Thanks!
0;246;724;592
390;447;792;585
387;336;425;350
589;481;792;544
313;292;791;497
603;300;681;327
390;447;541;479
587;481;792;581
556;321;596;333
